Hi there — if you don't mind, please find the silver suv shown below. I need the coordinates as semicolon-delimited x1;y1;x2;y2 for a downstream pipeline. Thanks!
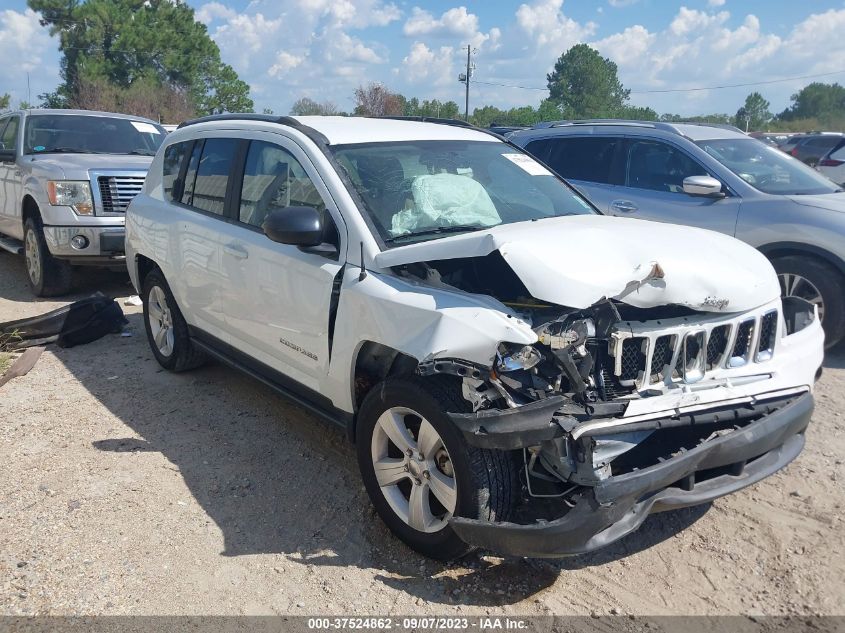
511;121;845;347
0;109;166;295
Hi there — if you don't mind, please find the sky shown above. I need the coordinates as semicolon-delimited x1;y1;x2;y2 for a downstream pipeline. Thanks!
2;0;845;117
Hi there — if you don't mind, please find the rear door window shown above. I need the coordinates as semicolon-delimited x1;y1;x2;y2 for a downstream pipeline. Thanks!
180;141;203;206
162;141;190;202
541;136;623;184
192;138;238;215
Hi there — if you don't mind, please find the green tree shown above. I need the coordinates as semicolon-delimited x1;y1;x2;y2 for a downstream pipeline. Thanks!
735;92;771;131
779;82;845;122
547;44;629;118
0;93;10;111
28;0;252;114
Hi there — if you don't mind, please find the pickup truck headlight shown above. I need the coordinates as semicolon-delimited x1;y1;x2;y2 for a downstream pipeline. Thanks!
496;343;542;372
47;181;93;215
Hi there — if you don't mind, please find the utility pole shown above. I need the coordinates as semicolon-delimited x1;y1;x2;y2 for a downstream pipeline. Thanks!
464;45;471;121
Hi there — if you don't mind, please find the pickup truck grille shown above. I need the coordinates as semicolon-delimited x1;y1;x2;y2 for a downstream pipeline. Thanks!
611;307;780;389
97;175;145;213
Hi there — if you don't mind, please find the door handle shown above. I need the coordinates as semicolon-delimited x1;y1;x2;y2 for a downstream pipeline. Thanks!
610;199;638;213
223;243;248;259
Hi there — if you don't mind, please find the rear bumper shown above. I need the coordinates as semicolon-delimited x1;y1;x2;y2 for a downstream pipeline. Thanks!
43;225;125;259
449;392;813;558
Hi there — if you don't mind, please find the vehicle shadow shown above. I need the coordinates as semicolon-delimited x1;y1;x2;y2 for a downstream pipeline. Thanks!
51;312;712;607
822;340;845;369
0;250;130;308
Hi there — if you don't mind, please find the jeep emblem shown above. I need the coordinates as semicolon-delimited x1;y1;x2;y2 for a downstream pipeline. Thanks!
702;296;730;310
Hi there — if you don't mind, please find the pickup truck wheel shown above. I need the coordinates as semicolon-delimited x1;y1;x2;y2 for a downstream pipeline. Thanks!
141;269;206;372
23;218;73;297
357;377;517;560
773;255;845;348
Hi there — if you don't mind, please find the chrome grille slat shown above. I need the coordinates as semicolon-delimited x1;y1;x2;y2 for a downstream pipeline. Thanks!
610;307;778;390
97;175;145;213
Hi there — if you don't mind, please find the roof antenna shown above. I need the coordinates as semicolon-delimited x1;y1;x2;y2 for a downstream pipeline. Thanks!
359;241;368;281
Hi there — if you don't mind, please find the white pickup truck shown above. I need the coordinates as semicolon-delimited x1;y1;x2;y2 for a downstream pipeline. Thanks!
0;109;165;295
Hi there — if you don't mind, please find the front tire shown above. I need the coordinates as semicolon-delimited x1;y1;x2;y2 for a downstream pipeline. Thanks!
141;268;206;371
356;377;518;560
773;255;845;348
23;218;73;297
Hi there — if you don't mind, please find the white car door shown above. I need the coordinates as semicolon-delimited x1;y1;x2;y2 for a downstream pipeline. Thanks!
170;136;236;341
221;134;346;392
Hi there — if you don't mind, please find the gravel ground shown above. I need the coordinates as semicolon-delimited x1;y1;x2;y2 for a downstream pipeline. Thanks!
0;249;843;616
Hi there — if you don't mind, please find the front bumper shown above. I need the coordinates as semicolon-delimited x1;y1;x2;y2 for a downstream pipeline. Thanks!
449;392;813;558
43;225;125;259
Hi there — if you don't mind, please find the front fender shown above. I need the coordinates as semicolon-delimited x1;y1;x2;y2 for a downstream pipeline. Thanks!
324;268;536;412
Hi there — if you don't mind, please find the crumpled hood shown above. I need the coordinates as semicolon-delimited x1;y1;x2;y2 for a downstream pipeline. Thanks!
787;193;845;213
373;215;780;313
24;153;153;179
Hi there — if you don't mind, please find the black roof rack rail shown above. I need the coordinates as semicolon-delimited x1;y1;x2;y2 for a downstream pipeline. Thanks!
177;113;330;145
373;115;506;140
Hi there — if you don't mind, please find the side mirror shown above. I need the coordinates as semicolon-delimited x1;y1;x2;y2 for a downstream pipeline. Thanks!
262;206;324;247
683;175;725;198
0;148;16;163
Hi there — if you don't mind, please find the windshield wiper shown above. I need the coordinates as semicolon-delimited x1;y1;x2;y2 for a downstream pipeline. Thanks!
385;224;491;243
126;150;156;156
35;147;106;154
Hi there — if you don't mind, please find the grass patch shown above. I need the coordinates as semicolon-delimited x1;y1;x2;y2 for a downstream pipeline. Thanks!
0;353;12;375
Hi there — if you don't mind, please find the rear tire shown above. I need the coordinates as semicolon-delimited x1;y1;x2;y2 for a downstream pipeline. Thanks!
23;218;73;297
141;268;206;371
356;377;518;560
772;255;845;348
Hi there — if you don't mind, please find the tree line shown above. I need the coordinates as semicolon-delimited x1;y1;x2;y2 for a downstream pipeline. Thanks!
289;44;845;132
1;5;844;132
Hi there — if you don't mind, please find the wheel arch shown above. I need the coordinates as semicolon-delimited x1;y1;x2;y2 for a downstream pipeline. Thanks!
134;253;158;290
21;195;41;227
348;340;420;442
758;241;845;278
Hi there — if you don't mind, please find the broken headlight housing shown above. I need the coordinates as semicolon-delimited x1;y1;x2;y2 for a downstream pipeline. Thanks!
496;343;542;372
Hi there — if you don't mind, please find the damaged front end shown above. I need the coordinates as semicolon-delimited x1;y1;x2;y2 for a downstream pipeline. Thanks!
400;254;823;558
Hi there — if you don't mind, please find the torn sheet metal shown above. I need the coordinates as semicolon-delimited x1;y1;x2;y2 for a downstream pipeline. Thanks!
372;214;780;313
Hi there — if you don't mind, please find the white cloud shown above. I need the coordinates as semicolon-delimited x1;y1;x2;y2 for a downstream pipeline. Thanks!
515;0;596;49
608;0;639;7
591;6;845;115
0;9;60;103
402;42;455;85
268;51;304;78
195;2;237;25
403;6;496;48
708;0;726;6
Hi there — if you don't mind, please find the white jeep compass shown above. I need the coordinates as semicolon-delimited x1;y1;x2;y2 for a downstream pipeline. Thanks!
125;114;824;560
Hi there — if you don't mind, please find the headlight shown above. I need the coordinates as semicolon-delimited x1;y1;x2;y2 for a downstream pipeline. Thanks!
47;181;93;215
496;343;542;372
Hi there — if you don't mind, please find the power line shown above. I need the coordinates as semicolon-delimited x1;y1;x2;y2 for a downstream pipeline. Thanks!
472;69;845;95
472;80;547;91
629;69;845;93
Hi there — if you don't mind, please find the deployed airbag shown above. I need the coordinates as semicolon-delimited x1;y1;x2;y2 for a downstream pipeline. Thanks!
391;173;501;235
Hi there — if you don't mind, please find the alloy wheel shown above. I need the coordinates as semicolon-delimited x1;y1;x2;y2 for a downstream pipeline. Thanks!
779;273;825;322
24;230;41;286
147;285;175;357
370;407;457;533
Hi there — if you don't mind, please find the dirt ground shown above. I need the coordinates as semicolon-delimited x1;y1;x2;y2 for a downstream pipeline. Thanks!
0;249;843;617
